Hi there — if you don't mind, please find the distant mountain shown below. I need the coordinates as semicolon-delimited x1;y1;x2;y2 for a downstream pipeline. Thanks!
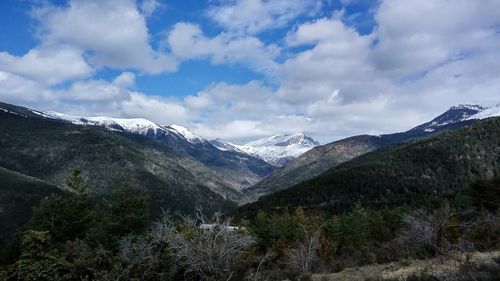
0;101;279;222
230;133;320;167
166;124;207;144
410;102;500;133
37;111;208;144
239;117;500;216
209;139;245;153
35;111;166;136
244;102;500;199
23;107;276;192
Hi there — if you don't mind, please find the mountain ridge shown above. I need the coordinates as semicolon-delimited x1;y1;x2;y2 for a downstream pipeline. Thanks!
239;116;500;216
233;133;320;167
0;103;277;193
243;102;500;199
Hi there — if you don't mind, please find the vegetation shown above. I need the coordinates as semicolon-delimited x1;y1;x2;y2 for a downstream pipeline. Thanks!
240;118;500;215
0;106;238;220
0;167;63;259
1;107;499;279
0;169;499;280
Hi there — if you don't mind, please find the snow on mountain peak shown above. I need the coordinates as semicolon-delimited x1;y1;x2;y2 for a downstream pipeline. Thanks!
209;139;244;152
416;101;500;133
37;111;163;135
463;102;500;120
234;133;319;167
31;110;211;144
167;124;205;143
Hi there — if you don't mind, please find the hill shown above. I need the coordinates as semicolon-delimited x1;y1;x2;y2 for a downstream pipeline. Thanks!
243;103;499;199
0;102;239;217
24;105;277;191
239;117;500;215
0;166;62;243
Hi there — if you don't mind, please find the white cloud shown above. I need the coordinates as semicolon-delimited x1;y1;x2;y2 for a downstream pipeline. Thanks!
139;0;165;17
207;0;322;34
167;22;280;74
59;72;134;102
2;0;500;144
32;0;177;74
193;120;271;141
0;70;188;125
279;18;388;105
121;92;188;125
371;0;500;78
185;0;500;142
0;46;92;85
0;71;55;106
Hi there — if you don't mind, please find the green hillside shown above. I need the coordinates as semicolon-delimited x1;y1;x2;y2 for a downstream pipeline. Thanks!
0;109;237;218
239;117;500;216
0;166;62;243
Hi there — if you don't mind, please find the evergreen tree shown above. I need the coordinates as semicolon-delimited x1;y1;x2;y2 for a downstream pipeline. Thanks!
65;168;86;194
106;183;150;239
29;169;95;242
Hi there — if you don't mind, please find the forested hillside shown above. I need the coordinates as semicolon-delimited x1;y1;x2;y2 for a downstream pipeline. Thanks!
245;110;479;199
0;106;238;218
240;117;500;215
0;167;62;246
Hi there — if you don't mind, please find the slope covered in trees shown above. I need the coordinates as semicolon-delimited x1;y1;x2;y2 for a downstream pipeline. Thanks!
0;103;237;218
0;167;62;252
240;117;500;215
245;114;479;200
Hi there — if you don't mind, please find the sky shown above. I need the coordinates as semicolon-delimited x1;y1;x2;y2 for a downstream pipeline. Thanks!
0;0;499;144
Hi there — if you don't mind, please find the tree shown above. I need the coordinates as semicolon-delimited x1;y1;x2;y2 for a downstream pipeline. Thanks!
29;169;95;242
65;168;86;194
286;231;320;273
467;177;500;211
150;213;254;281
106;183;150;239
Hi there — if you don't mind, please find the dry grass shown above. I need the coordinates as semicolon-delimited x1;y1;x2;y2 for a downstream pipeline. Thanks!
312;251;500;281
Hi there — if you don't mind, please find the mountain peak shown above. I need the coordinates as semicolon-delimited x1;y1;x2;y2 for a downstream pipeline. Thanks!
412;101;500;133
167;124;205;144
235;133;320;166
36;111;163;135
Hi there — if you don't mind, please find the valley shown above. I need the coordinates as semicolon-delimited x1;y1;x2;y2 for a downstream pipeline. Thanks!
1;100;499;280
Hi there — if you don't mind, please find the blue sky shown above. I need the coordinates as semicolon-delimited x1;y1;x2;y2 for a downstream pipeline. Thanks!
0;0;499;143
0;0;377;97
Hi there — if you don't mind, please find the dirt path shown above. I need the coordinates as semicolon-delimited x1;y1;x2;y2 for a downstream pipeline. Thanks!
312;251;500;281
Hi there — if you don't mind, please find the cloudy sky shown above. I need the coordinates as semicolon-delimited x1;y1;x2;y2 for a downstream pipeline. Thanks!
0;0;499;143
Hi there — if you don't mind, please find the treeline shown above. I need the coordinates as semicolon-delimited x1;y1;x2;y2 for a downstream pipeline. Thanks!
1;169;500;280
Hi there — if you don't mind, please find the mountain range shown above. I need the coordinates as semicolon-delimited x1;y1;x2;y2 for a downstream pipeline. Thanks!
243;102;500;199
239;116;500;216
210;133;320;167
0;101;276;223
1;100;500;244
35;110;319;168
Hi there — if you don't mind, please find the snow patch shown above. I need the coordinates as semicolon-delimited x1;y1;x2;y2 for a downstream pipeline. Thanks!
233;133;319;166
167;124;205;143
1;107;27;117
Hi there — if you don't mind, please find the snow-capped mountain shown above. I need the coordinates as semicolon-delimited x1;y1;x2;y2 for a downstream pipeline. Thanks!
233;133;320;167
37;111;164;135
32;110;206;144
166;124;206;144
412;102;500;133
209;139;245;153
